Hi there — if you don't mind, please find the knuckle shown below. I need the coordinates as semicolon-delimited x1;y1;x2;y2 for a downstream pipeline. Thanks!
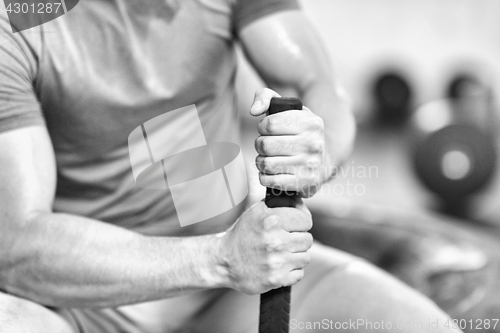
300;215;313;231
255;137;262;153
263;235;283;253
296;154;309;170
262;158;275;174
308;139;324;154
267;255;284;270
289;212;311;231
299;233;313;249
262;215;279;231
306;233;314;247
255;157;264;172
261;137;272;154
306;155;322;169
267;274;280;287
311;116;324;132
306;216;313;230
301;204;312;218
298;252;311;268
266;118;276;133
304;185;319;198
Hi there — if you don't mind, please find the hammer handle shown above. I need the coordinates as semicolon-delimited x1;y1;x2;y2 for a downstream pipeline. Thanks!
259;97;303;333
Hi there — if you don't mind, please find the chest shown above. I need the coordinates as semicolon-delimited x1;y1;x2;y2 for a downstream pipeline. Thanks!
35;0;237;156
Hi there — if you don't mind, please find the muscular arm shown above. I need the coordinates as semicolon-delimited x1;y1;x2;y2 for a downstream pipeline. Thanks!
0;125;313;308
239;10;356;172
0;126;228;308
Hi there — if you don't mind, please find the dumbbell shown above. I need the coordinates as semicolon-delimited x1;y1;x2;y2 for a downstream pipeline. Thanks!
372;70;413;127
447;72;483;100
445;71;497;135
413;124;497;200
411;69;498;214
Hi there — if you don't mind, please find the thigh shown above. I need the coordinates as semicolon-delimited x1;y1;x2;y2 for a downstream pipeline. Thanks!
0;290;75;333
59;289;224;333
188;243;459;333
45;244;458;333
187;242;357;333
290;244;459;333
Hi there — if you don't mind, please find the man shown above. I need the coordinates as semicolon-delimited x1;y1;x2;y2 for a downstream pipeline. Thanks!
0;0;459;332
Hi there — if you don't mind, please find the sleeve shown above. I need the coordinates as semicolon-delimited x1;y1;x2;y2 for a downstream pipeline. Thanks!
232;0;300;35
0;12;44;133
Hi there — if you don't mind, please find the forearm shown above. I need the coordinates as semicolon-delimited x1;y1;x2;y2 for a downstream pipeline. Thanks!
301;82;356;174
0;212;229;308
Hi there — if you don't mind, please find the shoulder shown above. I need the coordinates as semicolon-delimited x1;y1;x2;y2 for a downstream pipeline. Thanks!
230;0;301;35
0;9;41;80
0;9;44;133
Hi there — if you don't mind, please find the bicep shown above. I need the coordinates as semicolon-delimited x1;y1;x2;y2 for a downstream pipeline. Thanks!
0;22;52;218
0;126;56;221
238;10;334;92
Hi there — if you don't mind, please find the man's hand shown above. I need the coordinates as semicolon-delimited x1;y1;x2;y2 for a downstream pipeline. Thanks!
251;88;330;198
218;199;313;295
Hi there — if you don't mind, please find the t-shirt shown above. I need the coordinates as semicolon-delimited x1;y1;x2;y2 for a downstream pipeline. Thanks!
0;0;299;236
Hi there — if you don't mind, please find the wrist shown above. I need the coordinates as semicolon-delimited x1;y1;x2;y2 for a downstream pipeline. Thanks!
197;232;232;289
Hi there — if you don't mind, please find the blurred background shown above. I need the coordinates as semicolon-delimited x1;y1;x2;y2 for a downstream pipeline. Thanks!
237;1;500;331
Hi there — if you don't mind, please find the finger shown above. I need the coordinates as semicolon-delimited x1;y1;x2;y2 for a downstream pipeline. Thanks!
286;232;314;252
290;252;311;270
250;88;281;116
259;173;298;192
273;207;312;232
282;269;305;287
259;172;322;198
256;155;304;175
255;136;305;156
256;136;324;158
257;108;320;136
257;111;305;135
256;154;323;176
294;198;312;218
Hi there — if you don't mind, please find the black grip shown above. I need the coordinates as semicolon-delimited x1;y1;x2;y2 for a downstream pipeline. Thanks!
260;97;302;333
259;286;292;333
264;97;303;209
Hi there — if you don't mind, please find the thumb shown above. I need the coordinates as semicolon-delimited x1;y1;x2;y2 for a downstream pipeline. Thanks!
250;88;281;116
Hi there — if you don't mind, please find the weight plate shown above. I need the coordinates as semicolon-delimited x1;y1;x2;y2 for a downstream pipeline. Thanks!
413;124;497;198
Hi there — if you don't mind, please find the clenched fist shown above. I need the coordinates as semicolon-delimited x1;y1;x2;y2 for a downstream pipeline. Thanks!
218;199;313;295
251;88;330;198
